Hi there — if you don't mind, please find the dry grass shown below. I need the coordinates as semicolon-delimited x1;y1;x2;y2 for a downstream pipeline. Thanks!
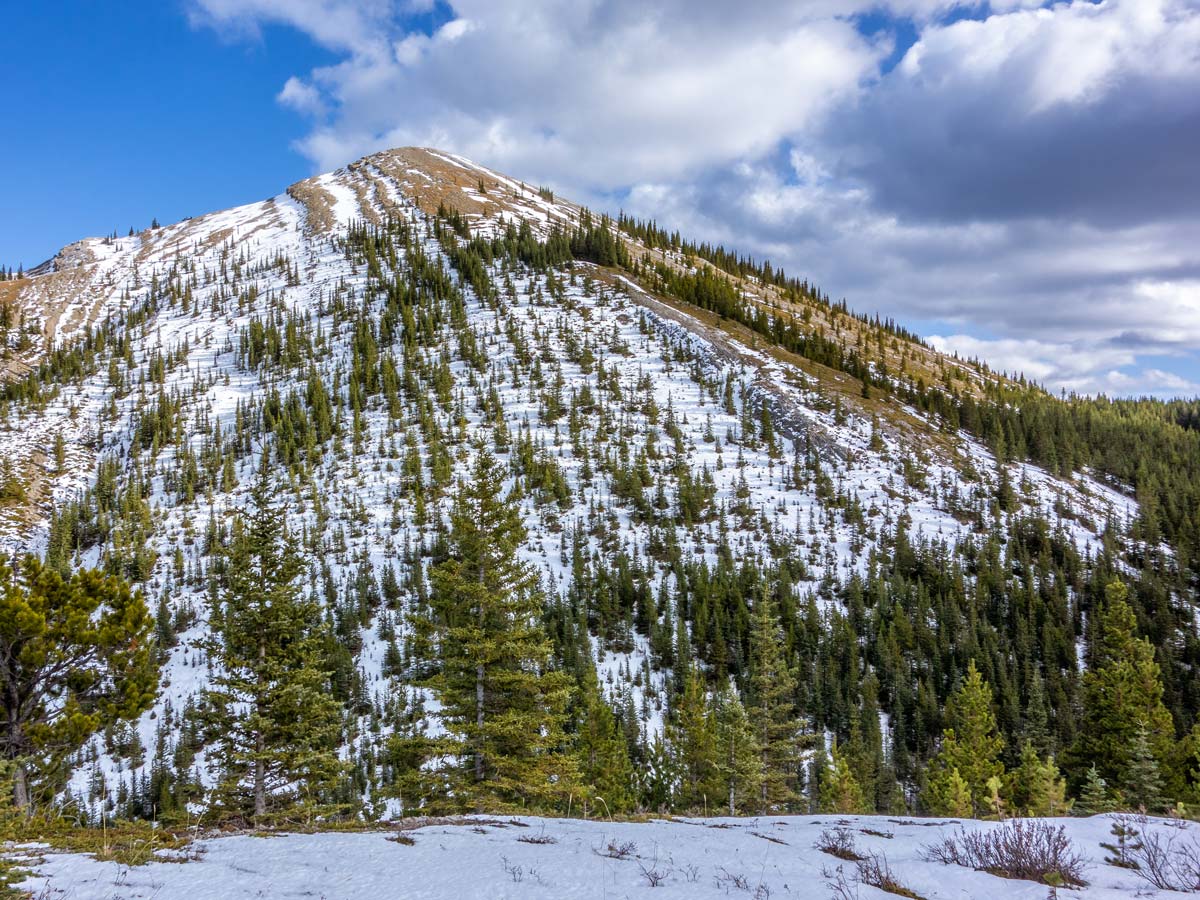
287;179;338;234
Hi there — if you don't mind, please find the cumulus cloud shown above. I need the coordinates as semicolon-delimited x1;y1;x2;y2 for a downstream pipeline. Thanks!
188;0;1200;397
835;0;1200;226
277;76;326;115
187;0;398;52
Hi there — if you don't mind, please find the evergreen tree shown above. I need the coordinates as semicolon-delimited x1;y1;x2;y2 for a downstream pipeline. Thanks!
573;669;635;815
847;673;885;811
0;557;156;810
639;734;676;812
820;742;867;814
922;661;1004;816
670;668;717;812
204;473;343;821
415;448;574;812
1069;581;1173;800
1004;742;1071;817
746;583;803;812
1076;765;1115;815
926;763;974;820
1101;817;1143;868
807;739;830;814
1125;725;1165;812
1021;670;1052;756
710;684;761;815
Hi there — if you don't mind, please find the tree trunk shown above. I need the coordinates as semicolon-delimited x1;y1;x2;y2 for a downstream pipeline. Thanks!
254;637;267;821
728;734;736;815
254;739;266;819
13;762;30;811
475;563;486;785
475;662;485;782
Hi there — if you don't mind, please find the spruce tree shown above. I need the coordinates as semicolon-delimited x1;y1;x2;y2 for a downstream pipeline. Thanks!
746;583;803;812
922;660;1004;816
1070;580;1173;800
204;473;343;821
711;684;761;815
808;740;830;814
848;673;885;811
416;448;574;812
1076;765;1115;815
1125;725;1165;812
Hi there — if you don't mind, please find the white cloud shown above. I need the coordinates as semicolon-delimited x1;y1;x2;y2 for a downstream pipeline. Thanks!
277;76;325;115
927;333;1132;386
188;0;1200;397
189;0;397;52
897;0;1200;113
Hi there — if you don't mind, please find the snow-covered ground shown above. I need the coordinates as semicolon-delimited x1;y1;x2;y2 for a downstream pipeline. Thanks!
10;814;1184;899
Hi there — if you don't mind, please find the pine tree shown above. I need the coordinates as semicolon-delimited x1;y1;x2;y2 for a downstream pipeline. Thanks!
1070;581;1174;800
808;739;830;814
204;473;343;821
1005;741;1071;817
1021;670;1052;756
820;742;867;814
848;673;885;812
710;684;761;815
0;556;156;810
747;583;803;812
670;668;717;812
920;763;974;818
574;668;635;815
415;448;574;812
922;661;1004;816
640;734;677;812
1101;817;1143;868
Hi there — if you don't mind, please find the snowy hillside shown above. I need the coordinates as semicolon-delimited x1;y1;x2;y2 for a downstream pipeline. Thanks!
0;146;1173;823
13;813;1192;899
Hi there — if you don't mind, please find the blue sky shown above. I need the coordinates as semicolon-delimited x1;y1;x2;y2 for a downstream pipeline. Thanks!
4;0;1199;397
0;3;324;267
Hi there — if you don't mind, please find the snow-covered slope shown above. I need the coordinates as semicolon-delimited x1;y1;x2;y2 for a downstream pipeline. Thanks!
0;147;1140;816
13;813;1184;899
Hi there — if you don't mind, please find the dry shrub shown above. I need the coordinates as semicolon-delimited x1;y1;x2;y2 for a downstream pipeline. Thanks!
1124;816;1200;892
856;851;925;899
921;819;1087;887
596;839;638;860
815;826;865;861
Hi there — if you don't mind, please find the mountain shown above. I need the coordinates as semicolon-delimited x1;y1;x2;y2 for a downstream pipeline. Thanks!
0;147;1196;822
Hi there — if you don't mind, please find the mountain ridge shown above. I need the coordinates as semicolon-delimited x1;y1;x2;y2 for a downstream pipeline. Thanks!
0;146;1194;825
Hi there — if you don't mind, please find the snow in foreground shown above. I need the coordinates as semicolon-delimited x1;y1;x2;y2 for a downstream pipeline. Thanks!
12;814;1186;899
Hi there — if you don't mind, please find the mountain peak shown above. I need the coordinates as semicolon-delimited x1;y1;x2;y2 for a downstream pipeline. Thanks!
287;146;575;234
